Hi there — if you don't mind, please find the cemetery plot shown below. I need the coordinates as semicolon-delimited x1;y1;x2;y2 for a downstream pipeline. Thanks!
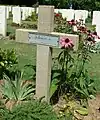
1;4;100;120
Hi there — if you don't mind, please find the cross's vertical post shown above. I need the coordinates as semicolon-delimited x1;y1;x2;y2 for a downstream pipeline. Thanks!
36;6;54;103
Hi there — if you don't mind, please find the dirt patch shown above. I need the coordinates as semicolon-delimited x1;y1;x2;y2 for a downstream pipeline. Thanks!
53;94;100;120
84;94;100;120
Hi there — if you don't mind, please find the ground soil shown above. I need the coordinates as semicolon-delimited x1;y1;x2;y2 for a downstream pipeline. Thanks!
84;93;100;120
53;94;100;120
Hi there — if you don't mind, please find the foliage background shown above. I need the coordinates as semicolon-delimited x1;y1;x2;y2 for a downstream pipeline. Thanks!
1;0;100;11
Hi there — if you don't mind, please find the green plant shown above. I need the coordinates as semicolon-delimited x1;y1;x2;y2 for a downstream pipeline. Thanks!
86;17;92;24
25;12;38;22
73;43;96;99
0;71;35;103
54;13;74;34
0;100;57;120
0;103;10;120
24;64;36;80
11;23;20;27
9;12;13;18
51;37;96;103
0;48;18;79
57;96;88;120
21;23;37;29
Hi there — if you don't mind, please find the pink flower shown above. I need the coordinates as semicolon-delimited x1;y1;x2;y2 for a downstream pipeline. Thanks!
59;37;74;49
77;26;87;33
67;19;77;26
90;32;100;39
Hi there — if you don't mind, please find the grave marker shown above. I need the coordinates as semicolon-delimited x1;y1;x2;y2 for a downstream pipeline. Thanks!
16;5;79;102
36;6;54;102
0;6;6;37
92;11;100;25
58;9;75;21
75;10;88;24
21;7;27;20
13;6;21;24
28;7;33;16
7;6;9;19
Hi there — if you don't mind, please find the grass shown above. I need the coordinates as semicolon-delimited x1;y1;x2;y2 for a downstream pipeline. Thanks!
7;18;37;35
0;39;60;80
0;39;100;91
0;40;36;80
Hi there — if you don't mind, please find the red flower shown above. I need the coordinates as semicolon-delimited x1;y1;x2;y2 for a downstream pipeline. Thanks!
55;13;60;17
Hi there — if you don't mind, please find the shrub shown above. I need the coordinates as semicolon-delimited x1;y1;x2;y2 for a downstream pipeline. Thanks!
85;17;92;24
11;23;20;27
21;23;37;29
54;13;74;34
0;48;18;79
0;100;57;120
51;37;96;103
25;12;38;22
0;71;35;110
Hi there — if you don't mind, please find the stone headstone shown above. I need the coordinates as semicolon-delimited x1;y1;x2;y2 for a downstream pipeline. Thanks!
13;6;21;24
75;10;88;23
36;7;39;14
58;9;67;18
0;6;6;37
28;7;33;16
58;9;74;21
66;9;75;21
92;11;100;25
96;25;100;37
7;6;9;19
25;7;30;18
21;7;27;20
54;9;59;13
9;6;12;12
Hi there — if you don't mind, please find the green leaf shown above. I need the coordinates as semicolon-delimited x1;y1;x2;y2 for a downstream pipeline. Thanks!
76;107;88;116
50;80;58;98
0;62;4;66
89;95;95;99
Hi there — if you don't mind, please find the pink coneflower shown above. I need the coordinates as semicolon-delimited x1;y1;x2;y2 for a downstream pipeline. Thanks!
67;19;76;26
78;26;87;33
59;37;74;49
91;32;100;39
87;37;96;44
87;30;91;35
